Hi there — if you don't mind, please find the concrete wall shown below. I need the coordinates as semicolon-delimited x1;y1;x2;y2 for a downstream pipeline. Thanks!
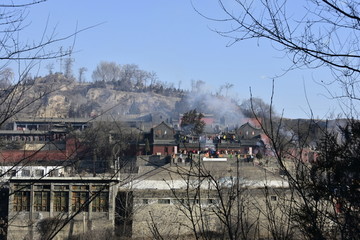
130;188;295;239
7;212;114;240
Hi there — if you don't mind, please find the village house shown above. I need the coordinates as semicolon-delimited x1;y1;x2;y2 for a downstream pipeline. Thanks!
150;121;178;156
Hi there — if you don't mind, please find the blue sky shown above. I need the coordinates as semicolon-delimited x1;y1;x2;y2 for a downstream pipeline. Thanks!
19;0;345;119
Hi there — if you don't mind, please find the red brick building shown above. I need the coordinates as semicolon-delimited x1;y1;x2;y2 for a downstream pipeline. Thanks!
151;122;177;156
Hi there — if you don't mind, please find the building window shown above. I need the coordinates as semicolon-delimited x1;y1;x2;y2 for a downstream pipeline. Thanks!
34;185;50;190
207;199;218;205
54;192;69;212
21;169;30;177
71;185;90;212
143;199;149;204
54;185;69;190
7;170;16;177
91;185;109;212
34;191;50;211
91;185;108;191
176;198;185;205
49;169;59;177
72;192;89;212
155;129;162;138
72;185;89;191
92;192;109;212
158;199;170;204
13;191;30;211
34;169;45;177
270;195;277;201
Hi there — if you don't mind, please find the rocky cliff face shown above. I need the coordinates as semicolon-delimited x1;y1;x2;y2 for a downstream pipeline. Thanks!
15;74;182;119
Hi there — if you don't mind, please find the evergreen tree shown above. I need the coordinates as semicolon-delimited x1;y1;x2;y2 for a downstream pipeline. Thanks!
180;109;205;135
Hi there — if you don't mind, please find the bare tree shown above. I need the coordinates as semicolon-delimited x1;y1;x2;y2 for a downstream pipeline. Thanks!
195;2;360;237
0;1;74;64
77;120;140;173
148;71;158;90
0;68;14;89
120;64;137;89
78;67;87;83
145;153;296;240
0;0;97;128
243;97;272;115
244;84;360;239
0;1;105;239
178;80;182;90
63;56;74;79
195;0;360;106
223;82;233;97
45;63;55;75
91;61;121;82
191;79;206;93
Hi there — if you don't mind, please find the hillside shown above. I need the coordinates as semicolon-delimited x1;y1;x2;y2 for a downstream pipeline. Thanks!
14;73;183;120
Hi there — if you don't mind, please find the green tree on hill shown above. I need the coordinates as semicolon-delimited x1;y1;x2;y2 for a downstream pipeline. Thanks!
180;109;205;135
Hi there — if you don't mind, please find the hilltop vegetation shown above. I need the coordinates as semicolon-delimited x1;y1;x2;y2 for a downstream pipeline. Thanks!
12;72;184;119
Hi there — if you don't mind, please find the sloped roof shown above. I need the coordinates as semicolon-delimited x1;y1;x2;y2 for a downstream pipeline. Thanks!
238;122;262;131
153;121;174;131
